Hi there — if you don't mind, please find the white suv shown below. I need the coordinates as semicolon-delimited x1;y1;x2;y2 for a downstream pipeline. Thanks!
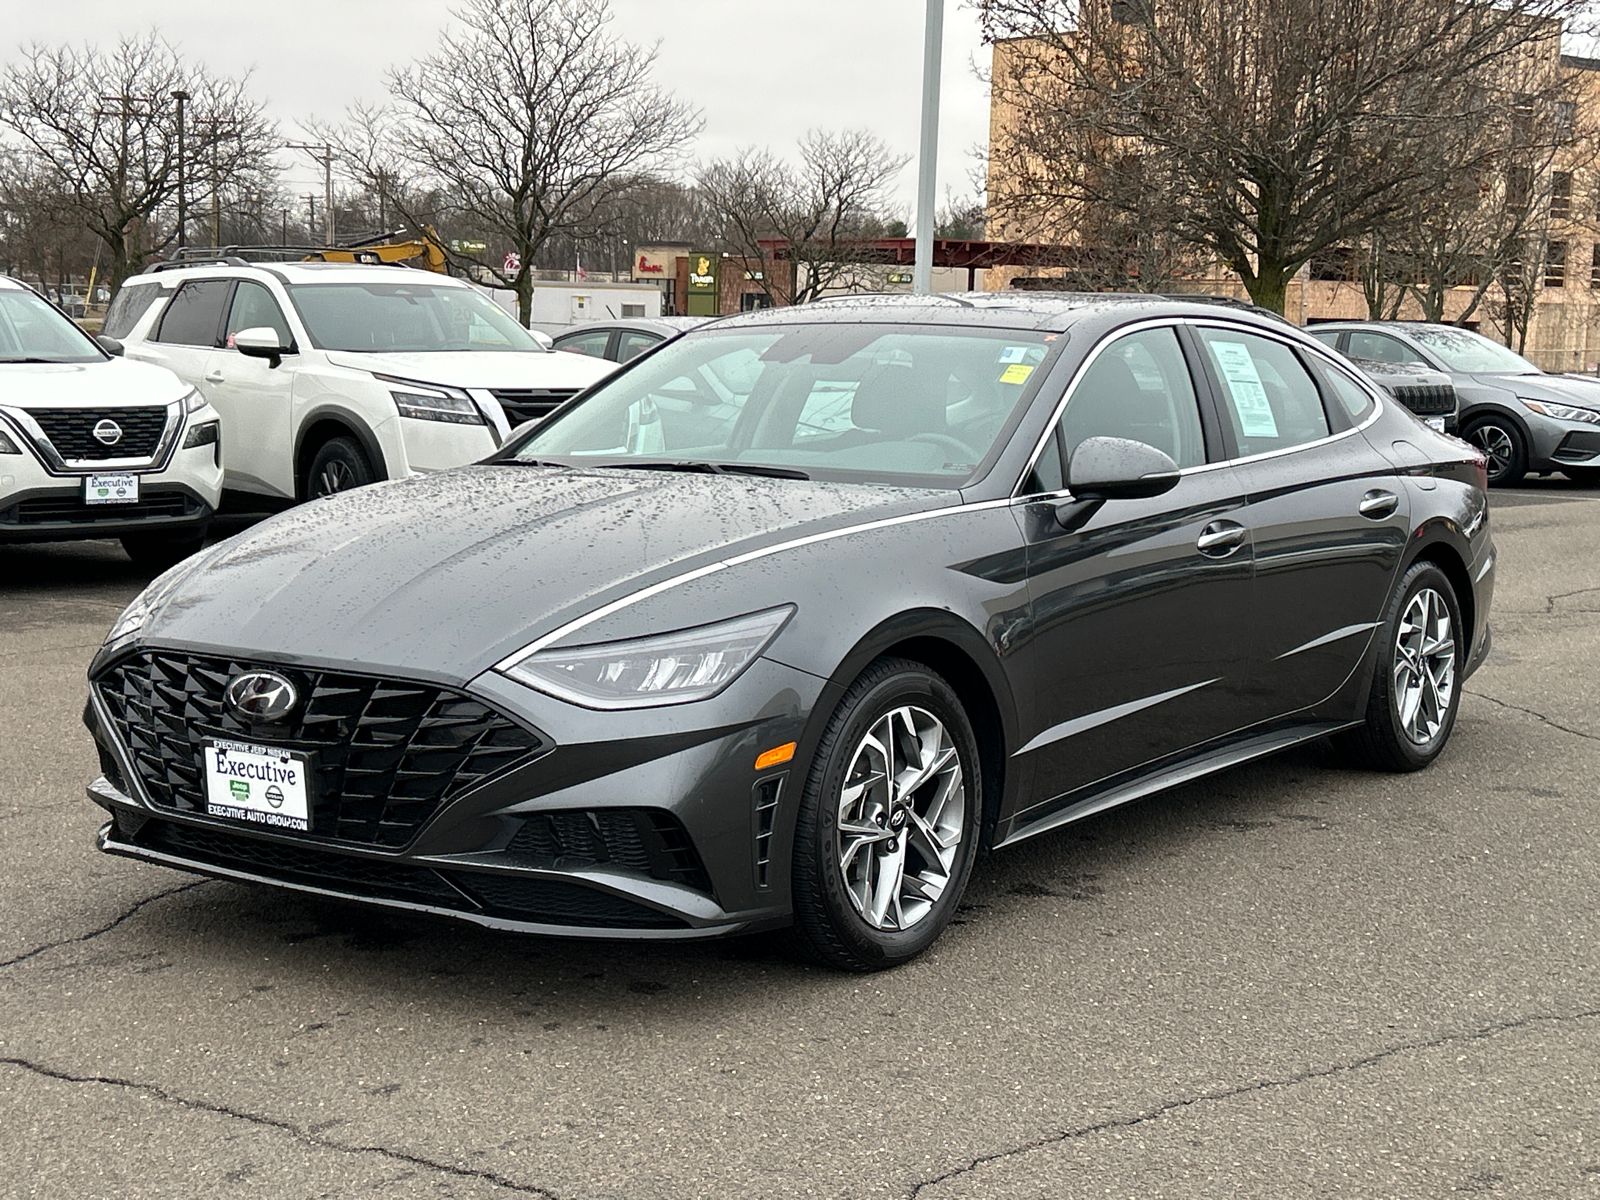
107;261;616;504
0;276;223;568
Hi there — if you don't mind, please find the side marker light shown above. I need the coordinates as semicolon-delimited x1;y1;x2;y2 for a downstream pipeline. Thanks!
754;742;796;771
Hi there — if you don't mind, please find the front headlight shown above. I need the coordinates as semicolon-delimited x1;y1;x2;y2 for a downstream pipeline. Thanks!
1522;399;1600;425
377;375;484;425
498;606;795;710
182;388;207;415
104;589;158;651
0;423;20;455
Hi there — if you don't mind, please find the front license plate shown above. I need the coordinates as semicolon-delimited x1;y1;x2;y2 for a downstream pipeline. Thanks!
1426;416;1447;432
84;473;139;505
202;739;311;832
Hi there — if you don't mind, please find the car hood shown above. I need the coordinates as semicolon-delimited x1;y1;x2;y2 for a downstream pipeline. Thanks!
1467;372;1600;410
0;357;189;408
134;465;943;682
323;349;616;391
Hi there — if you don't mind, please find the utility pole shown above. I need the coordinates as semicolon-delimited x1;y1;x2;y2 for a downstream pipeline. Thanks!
913;0;945;296
304;193;317;240
171;90;190;252
289;142;336;246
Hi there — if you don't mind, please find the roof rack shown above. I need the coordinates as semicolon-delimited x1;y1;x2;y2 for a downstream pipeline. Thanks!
1160;293;1292;324
146;256;254;272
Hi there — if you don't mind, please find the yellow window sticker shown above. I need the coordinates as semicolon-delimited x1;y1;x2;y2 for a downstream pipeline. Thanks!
1000;363;1035;385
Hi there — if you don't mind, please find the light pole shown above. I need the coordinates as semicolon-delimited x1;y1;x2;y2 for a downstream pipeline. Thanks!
913;0;945;296
171;89;190;252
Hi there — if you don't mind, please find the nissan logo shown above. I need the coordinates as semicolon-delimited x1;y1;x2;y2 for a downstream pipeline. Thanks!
223;671;300;723
92;419;123;446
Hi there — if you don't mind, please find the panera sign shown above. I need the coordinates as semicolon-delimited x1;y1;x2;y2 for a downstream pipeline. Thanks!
687;254;719;293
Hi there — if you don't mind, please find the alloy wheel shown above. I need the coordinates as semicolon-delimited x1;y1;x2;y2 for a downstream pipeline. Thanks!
1392;586;1456;745
836;705;965;932
1467;423;1516;482
316;459;356;497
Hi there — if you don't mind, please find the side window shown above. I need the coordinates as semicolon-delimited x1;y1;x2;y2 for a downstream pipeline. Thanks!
155;280;231;347
617;331;661;363
224;281;293;348
1196;327;1331;457
554;330;613;359
1307;329;1343;352
1058;326;1207;470
1346;331;1426;365
102;284;161;339
1318;363;1377;423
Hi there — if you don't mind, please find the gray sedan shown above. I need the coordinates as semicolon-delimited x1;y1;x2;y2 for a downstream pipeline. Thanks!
552;316;715;364
1308;322;1600;485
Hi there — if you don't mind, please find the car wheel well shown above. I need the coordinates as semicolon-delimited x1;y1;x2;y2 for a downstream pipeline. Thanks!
878;635;1006;848
296;419;385;498
1408;543;1474;661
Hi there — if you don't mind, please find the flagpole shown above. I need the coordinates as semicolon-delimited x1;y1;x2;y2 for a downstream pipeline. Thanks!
913;0;945;296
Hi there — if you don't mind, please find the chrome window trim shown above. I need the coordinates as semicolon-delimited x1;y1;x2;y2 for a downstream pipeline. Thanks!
1012;316;1387;500
0;399;185;476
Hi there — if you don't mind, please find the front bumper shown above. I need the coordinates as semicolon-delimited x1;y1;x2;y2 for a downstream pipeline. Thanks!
1527;414;1600;471
84;647;824;939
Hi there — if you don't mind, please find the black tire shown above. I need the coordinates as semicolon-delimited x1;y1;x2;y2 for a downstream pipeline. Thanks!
304;436;375;500
1337;561;1465;772
1563;466;1600;486
120;529;206;572
788;657;982;972
1462;416;1528;486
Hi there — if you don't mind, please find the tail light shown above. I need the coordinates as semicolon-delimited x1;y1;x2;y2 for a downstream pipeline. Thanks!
1468;447;1489;492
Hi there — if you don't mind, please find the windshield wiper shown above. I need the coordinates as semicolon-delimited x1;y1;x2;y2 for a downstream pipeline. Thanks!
590;460;810;480
0;357;62;364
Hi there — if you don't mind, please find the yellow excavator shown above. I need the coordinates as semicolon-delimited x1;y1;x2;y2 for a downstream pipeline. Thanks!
303;226;448;272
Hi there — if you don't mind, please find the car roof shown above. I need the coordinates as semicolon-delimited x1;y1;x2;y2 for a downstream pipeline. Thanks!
557;316;713;338
703;291;1302;335
135;261;471;287
0;275;28;292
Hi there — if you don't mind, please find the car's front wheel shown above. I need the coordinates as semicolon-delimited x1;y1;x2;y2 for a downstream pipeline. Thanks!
1463;417;1528;486
1339;560;1464;772
305;436;375;500
789;657;981;972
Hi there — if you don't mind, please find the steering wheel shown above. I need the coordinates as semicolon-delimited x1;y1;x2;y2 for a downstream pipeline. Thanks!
909;431;979;461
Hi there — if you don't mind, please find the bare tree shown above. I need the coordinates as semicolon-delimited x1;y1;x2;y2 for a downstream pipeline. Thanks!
0;32;277;292
697;130;909;305
326;0;700;325
980;0;1594;315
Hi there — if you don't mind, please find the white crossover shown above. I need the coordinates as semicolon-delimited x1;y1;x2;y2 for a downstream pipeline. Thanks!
0;276;223;568
106;260;617;504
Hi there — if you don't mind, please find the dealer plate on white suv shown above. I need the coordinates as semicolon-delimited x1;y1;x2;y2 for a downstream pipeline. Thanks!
202;739;311;831
84;473;138;504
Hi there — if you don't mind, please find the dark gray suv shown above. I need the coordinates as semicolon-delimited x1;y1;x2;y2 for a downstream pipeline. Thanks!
1308;322;1600;486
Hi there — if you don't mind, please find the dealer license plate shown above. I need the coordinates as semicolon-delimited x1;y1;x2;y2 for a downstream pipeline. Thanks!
1426;416;1446;432
202;739;311;832
84;473;139;505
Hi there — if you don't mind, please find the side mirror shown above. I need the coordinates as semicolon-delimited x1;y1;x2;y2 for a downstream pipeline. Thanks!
234;326;292;368
1055;436;1181;531
95;334;125;357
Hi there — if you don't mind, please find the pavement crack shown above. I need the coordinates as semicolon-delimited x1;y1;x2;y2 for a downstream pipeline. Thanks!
1465;689;1600;743
0;880;210;970
1542;586;1600;615
904;1006;1600;1198
0;1056;557;1197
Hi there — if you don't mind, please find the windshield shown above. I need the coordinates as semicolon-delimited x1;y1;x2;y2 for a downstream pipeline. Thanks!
287;282;547;353
0;289;103;364
1407;327;1539;374
509;323;1056;488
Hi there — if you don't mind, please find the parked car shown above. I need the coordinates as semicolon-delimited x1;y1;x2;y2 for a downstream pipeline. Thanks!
552;316;715;364
85;294;1493;970
1342;357;1459;434
1307;321;1600;485
106;261;617;506
0;275;222;567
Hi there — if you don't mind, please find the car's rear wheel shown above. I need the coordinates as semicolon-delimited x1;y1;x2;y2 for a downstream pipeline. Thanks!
120;530;206;572
789;658;981;972
1338;561;1464;772
1563;466;1600;486
1463;417;1528;486
305;436;375;500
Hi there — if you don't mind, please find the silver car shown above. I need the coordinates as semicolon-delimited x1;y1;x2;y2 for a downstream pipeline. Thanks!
1308;322;1600;486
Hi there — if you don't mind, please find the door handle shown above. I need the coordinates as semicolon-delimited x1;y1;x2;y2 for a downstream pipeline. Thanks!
1196;520;1247;557
204;370;225;383
1359;489;1399;519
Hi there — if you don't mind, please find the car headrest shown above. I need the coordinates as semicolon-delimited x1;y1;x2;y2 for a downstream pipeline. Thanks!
850;363;946;437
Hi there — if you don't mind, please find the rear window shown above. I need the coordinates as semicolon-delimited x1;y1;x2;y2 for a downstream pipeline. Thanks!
102;283;162;339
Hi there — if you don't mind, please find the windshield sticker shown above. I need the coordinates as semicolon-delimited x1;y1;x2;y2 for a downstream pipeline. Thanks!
1210;341;1279;439
999;363;1035;385
998;346;1031;364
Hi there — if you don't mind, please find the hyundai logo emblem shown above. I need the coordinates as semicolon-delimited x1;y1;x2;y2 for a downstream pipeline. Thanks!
223;671;300;723
92;419;123;446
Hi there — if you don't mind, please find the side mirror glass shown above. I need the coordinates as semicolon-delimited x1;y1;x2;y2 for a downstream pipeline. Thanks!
234;326;292;367
1067;436;1181;501
95;334;125;357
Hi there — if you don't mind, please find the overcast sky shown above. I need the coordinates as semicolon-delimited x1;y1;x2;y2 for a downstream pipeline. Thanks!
0;0;993;219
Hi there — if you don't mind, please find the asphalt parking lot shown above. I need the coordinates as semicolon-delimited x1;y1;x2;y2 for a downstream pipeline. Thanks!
3;481;1599;1200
